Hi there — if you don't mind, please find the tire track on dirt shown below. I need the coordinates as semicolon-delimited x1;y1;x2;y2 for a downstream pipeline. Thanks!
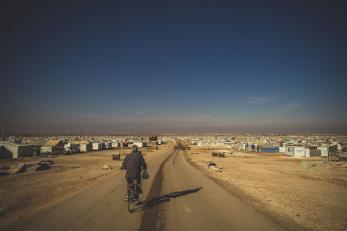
139;147;179;231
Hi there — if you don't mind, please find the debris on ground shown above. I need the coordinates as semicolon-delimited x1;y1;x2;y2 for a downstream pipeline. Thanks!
8;163;28;174
102;164;113;170
36;160;55;171
208;161;216;168
112;154;121;160
212;151;233;158
207;161;223;172
212;152;225;157
36;164;50;171
38;160;55;165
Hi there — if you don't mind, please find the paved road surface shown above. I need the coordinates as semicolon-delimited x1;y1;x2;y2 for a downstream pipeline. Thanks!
2;146;295;231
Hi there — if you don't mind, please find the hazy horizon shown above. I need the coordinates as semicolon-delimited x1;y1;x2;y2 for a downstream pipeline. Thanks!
1;1;346;134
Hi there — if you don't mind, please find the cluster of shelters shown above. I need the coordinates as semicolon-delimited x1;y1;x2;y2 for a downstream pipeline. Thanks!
235;141;347;159
279;143;347;159
0;138;148;160
185;134;347;160
191;137;235;148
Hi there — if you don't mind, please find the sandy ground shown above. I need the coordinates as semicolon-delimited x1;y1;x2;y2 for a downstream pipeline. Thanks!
187;147;347;231
0;145;170;225
1;146;289;231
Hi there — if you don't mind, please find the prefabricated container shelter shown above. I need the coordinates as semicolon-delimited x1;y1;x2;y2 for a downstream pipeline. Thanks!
0;144;33;159
92;142;102;151
318;146;329;157
78;142;92;152
41;140;65;154
239;143;246;150
111;142;119;148
102;142;112;149
64;143;80;154
285;146;295;156
0;145;12;159
134;142;147;148
293;146;306;157
340;146;347;160
259;147;279;153
26;140;46;156
279;146;286;153
305;147;321;157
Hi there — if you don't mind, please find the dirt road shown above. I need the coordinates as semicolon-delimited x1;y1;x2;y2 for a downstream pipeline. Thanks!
1;147;298;231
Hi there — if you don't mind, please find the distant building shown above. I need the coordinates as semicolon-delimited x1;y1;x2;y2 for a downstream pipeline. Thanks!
128;142;145;148
102;142;112;149
279;146;286;153
75;141;92;153
304;146;321;157
26;139;46;156
133;142;147;148
284;145;296;156
0;144;33;159
293;146;306;157
92;142;102;151
318;146;329;157
41;140;65;154
258;147;279;153
340;145;347;160
64;142;80;154
290;145;321;157
111;142;119;148
239;142;246;150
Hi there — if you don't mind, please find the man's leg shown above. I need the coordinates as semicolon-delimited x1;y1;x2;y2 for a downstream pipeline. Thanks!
125;176;132;200
126;176;133;185
136;175;143;194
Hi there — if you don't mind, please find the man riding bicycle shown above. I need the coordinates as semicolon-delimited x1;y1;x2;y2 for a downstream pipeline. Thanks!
121;145;147;199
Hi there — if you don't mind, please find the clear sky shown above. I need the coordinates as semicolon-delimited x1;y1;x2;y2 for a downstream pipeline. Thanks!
1;0;346;134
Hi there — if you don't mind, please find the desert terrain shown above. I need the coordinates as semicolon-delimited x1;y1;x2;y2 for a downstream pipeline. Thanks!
0;145;171;225
0;144;300;231
187;146;347;231
1;143;346;231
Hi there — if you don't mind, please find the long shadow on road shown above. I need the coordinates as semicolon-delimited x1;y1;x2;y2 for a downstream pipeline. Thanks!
136;187;203;212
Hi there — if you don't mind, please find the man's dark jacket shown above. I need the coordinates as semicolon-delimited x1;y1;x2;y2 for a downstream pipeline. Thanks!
121;151;147;177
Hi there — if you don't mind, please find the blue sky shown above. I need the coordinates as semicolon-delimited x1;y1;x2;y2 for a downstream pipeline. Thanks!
1;1;346;133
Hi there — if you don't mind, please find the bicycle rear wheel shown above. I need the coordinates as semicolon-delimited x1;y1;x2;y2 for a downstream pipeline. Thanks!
136;184;141;205
128;188;135;213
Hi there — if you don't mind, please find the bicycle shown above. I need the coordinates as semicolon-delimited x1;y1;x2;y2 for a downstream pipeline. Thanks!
127;177;141;213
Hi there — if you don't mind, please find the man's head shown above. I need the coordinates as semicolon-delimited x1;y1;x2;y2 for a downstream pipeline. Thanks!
132;145;138;152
